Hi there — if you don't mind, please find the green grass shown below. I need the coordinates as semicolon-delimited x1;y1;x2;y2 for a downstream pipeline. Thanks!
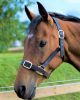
0;53;80;100
45;63;80;84
0;53;23;86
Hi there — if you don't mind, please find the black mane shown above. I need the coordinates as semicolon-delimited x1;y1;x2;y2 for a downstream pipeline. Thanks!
49;12;80;23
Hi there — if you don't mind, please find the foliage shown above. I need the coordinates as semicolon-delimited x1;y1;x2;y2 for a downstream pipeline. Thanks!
0;0;34;52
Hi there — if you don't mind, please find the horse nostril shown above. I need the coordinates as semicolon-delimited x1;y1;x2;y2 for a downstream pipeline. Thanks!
14;85;36;99
17;85;26;98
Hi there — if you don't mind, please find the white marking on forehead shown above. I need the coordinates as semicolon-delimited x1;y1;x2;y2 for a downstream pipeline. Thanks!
28;34;34;39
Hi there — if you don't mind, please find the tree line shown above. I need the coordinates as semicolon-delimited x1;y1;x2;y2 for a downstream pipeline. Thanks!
0;0;34;52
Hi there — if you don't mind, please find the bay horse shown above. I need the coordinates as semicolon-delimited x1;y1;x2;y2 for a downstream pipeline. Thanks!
14;2;80;100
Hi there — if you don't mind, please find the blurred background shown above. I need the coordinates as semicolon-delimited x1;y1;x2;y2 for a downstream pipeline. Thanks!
0;0;80;100
0;0;80;52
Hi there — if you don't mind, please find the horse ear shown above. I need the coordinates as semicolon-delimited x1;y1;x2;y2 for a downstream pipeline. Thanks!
25;5;35;21
37;2;48;21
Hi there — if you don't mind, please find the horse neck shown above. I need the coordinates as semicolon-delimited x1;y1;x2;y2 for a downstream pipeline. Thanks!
59;19;80;71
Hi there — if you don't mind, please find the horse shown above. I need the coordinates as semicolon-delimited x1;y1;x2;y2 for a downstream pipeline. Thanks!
14;2;80;100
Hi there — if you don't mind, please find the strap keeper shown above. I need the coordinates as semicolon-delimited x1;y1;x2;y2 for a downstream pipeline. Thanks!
38;65;45;69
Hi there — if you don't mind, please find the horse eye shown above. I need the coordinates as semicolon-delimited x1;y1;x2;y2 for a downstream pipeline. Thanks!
39;40;47;48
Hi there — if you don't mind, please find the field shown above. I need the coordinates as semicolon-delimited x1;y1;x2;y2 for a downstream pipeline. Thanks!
0;53;80;100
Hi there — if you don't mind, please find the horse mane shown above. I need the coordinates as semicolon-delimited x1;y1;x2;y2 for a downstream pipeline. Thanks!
29;13;80;32
49;12;80;23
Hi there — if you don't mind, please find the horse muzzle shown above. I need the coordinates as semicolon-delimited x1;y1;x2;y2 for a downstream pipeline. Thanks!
14;85;36;100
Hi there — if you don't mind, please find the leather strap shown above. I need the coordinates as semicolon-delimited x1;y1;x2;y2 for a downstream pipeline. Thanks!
40;47;60;69
21;60;49;78
52;17;64;59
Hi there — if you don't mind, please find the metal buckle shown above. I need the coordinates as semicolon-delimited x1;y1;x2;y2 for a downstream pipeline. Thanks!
23;60;32;69
58;30;64;39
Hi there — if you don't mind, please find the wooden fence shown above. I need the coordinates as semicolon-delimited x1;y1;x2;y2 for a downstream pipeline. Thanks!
0;82;80;100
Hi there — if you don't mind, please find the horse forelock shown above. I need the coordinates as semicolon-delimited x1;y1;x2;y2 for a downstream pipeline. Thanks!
28;15;54;35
